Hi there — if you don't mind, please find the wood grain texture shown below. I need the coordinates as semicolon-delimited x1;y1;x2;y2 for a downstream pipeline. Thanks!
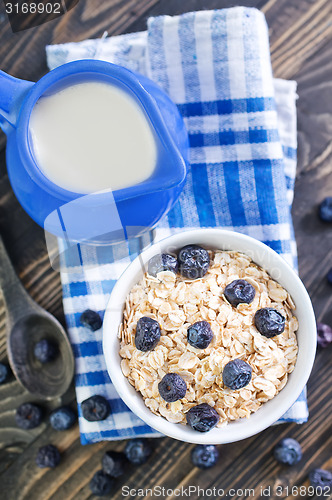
0;0;331;499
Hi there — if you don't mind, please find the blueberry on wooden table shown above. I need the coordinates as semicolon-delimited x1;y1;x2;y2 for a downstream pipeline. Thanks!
177;244;210;279
80;309;102;331
317;322;332;348
309;469;332;490
81;395;110;422
102;451;126;478
327;268;332;285
254;307;285;337
191;445;219;469
222;359;252;390
273;438;302;465
187;320;213;349
34;338;58;363
89;470;114;496
158;373;187;402
148;253;178;277
319;197;332;222
186;403;219;432
36;444;61;468
0;362;9;384
50;406;76;431
124;439;152;465
15;402;43;429
135;316;161;351
224;279;256;307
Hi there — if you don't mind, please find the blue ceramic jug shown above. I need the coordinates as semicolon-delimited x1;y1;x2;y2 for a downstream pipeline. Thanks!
0;60;189;244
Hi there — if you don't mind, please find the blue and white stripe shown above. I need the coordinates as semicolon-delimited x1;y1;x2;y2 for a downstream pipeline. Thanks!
49;7;306;445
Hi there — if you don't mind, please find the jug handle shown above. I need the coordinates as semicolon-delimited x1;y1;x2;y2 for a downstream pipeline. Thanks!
0;70;34;130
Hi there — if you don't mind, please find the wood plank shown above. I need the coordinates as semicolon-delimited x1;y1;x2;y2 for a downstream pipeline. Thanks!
122;0;266;33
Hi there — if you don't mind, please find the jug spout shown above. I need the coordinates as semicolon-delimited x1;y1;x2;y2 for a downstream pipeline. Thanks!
0;70;34;132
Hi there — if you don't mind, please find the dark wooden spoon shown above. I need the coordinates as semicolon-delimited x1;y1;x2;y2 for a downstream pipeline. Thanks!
0;235;74;399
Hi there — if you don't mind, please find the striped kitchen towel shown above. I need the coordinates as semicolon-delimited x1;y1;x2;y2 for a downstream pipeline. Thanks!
48;7;307;445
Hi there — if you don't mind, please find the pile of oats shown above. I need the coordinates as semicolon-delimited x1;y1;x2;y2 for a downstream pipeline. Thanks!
118;250;298;426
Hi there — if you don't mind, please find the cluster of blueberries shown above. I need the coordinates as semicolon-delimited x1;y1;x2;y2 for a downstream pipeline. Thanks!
15;401;76;469
135;244;287;432
0;309;107;473
6;393;332;496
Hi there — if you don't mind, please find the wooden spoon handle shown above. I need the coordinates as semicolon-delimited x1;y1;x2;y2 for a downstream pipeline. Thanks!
0;235;35;325
0;235;21;289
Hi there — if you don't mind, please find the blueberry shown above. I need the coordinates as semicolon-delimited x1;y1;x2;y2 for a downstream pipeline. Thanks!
36;444;61;468
319;197;332;222
223;359;252;390
81;395;110;422
317;322;332;348
135;316;161;352
124;439;152;465
327;268;332;285
224;279;256;307
0;362;9;384
89;470;114;496
50;406;76;431
187;321;213;349
80;309;102;331
158;373;187;402
309;469;332;489
178;245;210;279
254;308;285;337
34;339;57;363
191;444;219;469
273;438;302;465
102;451;126;478
15;403;43;429
148;253;178;277
186;403;219;432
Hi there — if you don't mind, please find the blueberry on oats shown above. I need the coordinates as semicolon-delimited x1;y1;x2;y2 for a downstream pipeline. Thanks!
158;373;187;402
186;403;219;432
224;279;256;307
254;307;285;337
187;321;213;349
222;359;252;390
148;253;178;277
178;244;210;279
135;316;161;352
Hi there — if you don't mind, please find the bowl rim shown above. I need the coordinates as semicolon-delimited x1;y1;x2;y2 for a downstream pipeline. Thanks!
103;228;316;444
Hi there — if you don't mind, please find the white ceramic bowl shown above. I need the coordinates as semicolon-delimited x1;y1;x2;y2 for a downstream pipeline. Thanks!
103;229;316;444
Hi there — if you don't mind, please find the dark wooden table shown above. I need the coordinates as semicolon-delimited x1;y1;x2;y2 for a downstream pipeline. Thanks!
0;1;331;499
